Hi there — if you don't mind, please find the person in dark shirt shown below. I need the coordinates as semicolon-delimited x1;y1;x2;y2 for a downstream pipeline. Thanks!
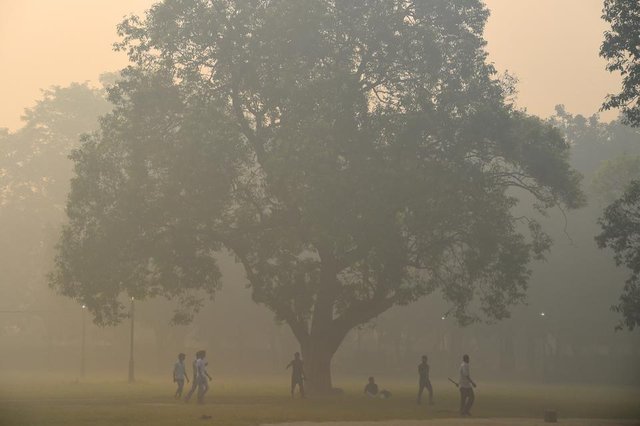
417;355;433;405
364;376;379;397
286;352;305;398
364;376;392;399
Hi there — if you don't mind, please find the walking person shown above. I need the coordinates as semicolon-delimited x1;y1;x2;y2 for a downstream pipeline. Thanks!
183;352;199;402
457;354;476;416
196;350;212;404
173;353;189;399
417;355;433;405
285;352;305;398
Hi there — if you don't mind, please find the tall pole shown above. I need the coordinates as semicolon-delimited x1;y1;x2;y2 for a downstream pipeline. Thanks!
81;305;86;378
128;297;135;383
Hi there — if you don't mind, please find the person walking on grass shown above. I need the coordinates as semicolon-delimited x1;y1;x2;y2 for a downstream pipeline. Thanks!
286;352;305;398
417;355;433;405
184;352;199;402
173;353;189;399
196;350;212;404
457;354;476;416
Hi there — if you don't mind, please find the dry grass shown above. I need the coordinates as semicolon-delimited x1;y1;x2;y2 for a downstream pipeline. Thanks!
264;418;640;426
0;377;638;426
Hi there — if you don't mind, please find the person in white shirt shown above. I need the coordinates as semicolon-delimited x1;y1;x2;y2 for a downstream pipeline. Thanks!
183;353;199;402
173;353;189;399
457;354;476;416
196;350;212;404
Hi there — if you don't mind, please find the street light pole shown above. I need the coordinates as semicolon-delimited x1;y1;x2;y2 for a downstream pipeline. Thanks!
81;304;86;378
128;297;135;383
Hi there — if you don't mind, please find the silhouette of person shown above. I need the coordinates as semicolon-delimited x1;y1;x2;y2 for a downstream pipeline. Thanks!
457;354;476;416
196;350;212;404
286;352;305;398
364;376;392;399
173;352;189;398
183;352;199;402
417;355;433;405
364;376;379;398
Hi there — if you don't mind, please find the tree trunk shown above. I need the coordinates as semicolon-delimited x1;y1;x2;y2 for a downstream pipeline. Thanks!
302;341;335;394
269;255;393;395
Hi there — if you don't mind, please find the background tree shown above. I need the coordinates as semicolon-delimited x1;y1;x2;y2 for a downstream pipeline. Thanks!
597;181;640;330
550;106;640;333
592;155;640;205
51;0;583;391
0;83;111;363
600;0;640;126
0;83;110;311
551;105;639;171
598;0;640;330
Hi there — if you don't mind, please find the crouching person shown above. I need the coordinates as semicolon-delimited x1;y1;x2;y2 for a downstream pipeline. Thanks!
364;377;392;399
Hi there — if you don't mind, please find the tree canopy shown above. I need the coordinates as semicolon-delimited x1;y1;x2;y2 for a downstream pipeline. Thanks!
592;155;640;205
1;83;110;311
51;0;584;390
601;0;640;126
598;0;640;330
1;83;110;212
541;108;640;335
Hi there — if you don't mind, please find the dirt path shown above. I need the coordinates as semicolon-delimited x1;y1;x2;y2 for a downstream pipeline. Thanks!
262;418;640;426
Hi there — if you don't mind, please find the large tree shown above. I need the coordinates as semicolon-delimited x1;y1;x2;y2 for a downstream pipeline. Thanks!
601;0;640;126
598;0;640;331
1;83;110;309
0;83;110;350
51;0;583;391
592;122;640;332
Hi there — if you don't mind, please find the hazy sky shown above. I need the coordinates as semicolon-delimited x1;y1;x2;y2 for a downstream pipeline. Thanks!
0;0;620;131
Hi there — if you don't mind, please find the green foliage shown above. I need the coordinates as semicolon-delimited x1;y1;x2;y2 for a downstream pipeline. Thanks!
50;72;234;325
52;0;584;387
601;0;640;127
549;105;640;177
1;83;110;211
596;180;640;330
592;155;640;205
0;83;110;314
596;0;640;330
539;107;640;337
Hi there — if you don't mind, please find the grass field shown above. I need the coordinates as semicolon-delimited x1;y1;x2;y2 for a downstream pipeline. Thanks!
0;377;638;426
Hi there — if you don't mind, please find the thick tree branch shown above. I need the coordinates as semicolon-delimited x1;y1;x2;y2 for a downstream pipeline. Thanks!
310;248;340;336
224;235;310;344
332;294;396;338
230;82;266;163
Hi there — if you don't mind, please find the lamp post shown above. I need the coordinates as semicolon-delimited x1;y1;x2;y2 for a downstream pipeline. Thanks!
128;296;135;383
81;304;86;379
